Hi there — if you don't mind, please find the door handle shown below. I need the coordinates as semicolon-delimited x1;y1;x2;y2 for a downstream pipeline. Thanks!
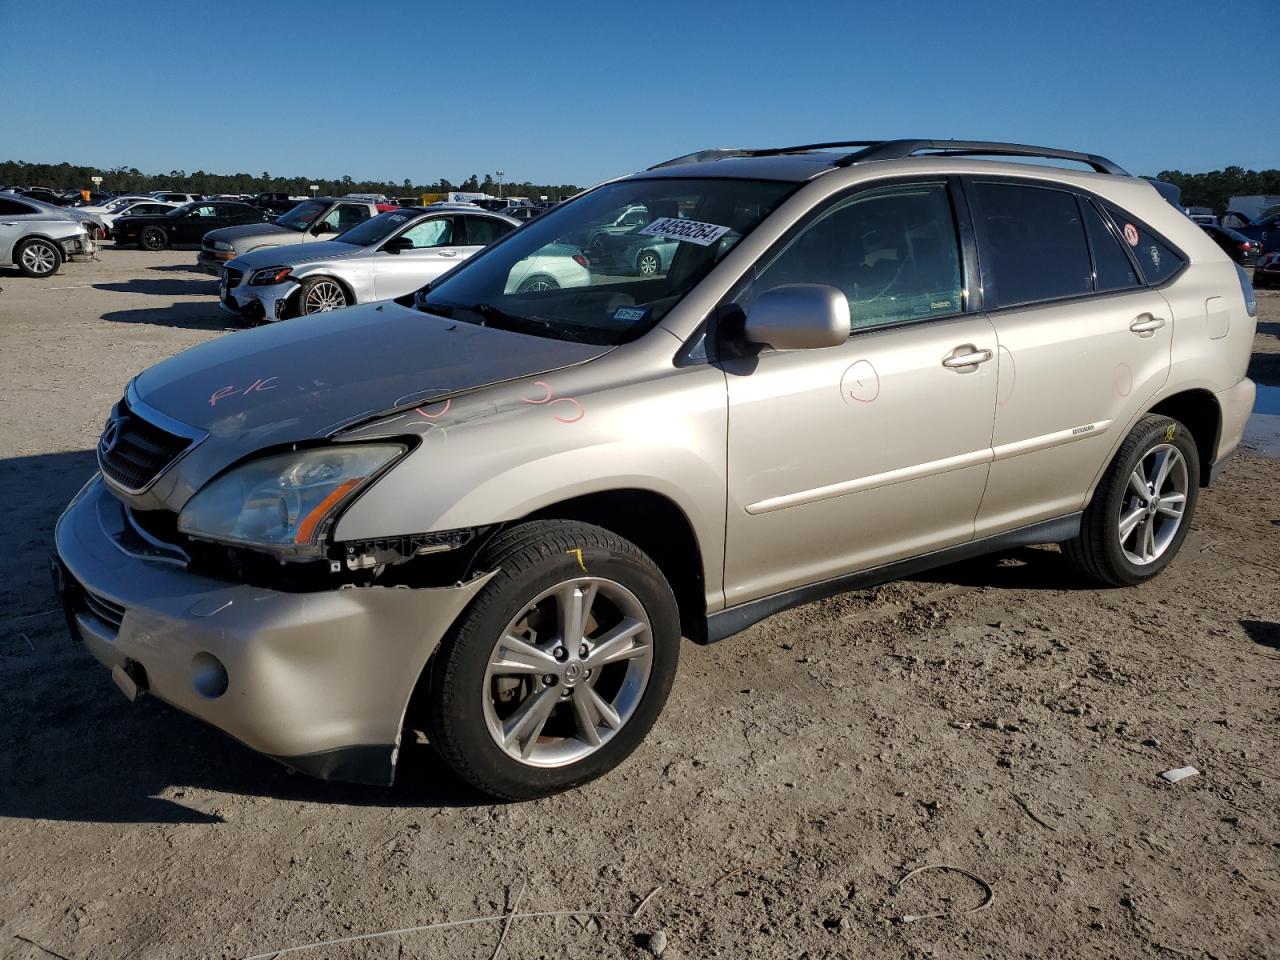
1129;314;1166;335
942;346;993;369
438;249;458;257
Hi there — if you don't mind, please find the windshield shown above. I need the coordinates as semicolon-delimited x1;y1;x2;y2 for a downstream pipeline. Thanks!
417;177;795;345
276;200;327;231
335;209;414;247
167;203;196;217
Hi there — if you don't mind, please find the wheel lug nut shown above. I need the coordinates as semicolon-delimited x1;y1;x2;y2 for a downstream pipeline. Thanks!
553;647;568;661
542;674;557;686
578;644;589;657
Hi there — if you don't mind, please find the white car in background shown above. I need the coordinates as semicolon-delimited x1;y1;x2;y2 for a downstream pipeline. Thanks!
220;206;592;322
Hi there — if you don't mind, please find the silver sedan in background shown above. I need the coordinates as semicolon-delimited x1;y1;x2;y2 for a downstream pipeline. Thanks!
219;207;587;322
0;193;96;277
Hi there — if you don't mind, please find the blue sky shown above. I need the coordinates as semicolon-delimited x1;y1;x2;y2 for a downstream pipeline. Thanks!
1;0;1273;186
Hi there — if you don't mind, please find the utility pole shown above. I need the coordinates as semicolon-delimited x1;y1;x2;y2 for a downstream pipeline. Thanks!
496;170;504;199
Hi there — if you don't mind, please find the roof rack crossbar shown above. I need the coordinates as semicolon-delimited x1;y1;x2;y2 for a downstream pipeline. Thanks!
836;140;1129;175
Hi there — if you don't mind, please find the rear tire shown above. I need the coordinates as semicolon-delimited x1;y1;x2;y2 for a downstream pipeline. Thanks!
636;249;661;277
1063;414;1199;586
15;238;62;277
425;520;680;800
516;275;559;294
139;226;168;251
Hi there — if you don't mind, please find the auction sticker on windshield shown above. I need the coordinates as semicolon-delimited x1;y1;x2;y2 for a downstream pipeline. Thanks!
638;217;731;247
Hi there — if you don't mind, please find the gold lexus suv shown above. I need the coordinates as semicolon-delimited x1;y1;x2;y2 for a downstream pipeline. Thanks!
53;140;1258;798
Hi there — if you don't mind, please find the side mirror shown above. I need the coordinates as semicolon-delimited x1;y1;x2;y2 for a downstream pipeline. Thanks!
312;222;337;235
382;235;413;254
743;284;850;350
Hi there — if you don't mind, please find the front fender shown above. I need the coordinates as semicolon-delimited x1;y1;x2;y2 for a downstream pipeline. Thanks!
334;362;729;606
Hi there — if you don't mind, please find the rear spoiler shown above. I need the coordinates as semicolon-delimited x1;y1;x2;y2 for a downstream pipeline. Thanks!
1143;177;1182;209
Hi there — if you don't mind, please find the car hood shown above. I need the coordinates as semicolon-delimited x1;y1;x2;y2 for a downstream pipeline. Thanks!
205;222;299;248
233;240;366;269
128;300;609;507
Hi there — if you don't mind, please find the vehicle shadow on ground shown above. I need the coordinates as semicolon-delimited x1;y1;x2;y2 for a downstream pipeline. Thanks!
1240;619;1280;651
149;263;212;273
100;301;235;331
0;450;487;824
908;543;1093;592
94;278;219;297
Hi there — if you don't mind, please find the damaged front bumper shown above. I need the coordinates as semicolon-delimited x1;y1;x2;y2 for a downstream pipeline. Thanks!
60;234;96;262
52;475;491;785
220;276;296;324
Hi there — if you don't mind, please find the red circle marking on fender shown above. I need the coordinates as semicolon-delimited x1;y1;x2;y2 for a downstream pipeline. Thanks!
839;359;879;404
550;397;585;424
414;398;451;420
1114;362;1133;397
1123;224;1139;247
522;380;553;404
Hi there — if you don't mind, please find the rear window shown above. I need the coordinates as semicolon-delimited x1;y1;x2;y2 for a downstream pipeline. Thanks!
1081;200;1140;292
1101;203;1185;284
971;181;1093;308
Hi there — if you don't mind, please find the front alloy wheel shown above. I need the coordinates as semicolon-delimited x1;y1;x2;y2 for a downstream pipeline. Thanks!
483;576;654;766
300;277;348;313
424;520;680;799
17;239;60;277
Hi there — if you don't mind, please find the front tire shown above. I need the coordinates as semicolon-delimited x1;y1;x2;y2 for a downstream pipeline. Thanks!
297;276;350;314
425;520;680;800
636;249;661;277
1063;414;1200;586
139;226;168;251
15;238;62;277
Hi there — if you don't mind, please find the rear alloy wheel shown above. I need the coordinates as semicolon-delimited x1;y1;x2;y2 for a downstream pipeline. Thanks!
15;238;61;277
516;275;559;294
139;226;168;251
425;520;680;799
299;277;349;314
1063;414;1200;586
636;250;661;277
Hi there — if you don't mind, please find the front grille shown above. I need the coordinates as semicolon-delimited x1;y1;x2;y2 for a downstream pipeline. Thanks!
83;588;125;630
98;395;193;493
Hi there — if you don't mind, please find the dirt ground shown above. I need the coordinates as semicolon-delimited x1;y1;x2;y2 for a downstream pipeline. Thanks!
0;249;1276;960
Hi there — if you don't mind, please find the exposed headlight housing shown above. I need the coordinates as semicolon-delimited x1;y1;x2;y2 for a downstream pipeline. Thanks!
178;444;406;558
249;265;293;285
212;240;234;252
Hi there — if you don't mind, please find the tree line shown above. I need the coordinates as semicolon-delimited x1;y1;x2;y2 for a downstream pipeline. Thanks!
1155;166;1280;213
0;160;583;201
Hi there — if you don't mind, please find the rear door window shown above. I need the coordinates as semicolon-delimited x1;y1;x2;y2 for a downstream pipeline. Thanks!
1101;203;1185;284
462;216;516;246
1081;199;1140;291
969;181;1093;308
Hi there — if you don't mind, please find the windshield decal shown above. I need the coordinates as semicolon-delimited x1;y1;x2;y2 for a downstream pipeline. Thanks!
638;217;731;247
612;306;647;323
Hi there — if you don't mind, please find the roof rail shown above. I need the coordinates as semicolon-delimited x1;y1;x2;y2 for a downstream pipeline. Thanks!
836;140;1129;175
648;141;883;170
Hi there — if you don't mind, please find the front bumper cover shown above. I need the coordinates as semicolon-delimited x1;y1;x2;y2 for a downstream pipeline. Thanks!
53;475;492;785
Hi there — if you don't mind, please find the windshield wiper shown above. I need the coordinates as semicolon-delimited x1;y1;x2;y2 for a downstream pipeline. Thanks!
463;303;560;337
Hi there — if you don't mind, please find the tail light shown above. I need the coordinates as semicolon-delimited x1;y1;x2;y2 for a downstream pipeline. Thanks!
1240;242;1251;250
572;254;589;268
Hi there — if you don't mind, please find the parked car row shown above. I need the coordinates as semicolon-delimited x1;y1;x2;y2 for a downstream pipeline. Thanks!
0;193;98;276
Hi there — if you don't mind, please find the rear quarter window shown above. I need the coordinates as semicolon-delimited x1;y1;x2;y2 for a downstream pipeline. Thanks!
1101;202;1185;284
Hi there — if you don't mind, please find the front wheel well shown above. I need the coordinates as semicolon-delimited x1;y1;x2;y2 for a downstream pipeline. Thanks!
288;274;356;315
522;490;708;644
1147;389;1220;485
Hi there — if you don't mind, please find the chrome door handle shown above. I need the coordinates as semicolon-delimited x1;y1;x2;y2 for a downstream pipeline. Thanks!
942;346;994;369
438;249;458;257
1129;314;1166;335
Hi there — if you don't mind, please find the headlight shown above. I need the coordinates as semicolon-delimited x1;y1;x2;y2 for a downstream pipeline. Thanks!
178;444;405;556
212;240;233;252
249;265;293;285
